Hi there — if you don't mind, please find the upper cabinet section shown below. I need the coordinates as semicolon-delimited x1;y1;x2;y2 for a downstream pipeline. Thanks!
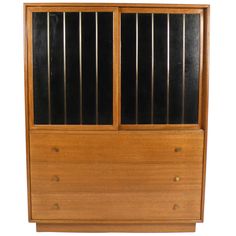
25;4;209;130
121;13;200;125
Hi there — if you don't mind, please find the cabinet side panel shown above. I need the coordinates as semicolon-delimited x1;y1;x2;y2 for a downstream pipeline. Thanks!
200;6;210;221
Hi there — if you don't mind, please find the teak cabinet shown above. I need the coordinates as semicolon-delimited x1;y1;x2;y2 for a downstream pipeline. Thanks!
24;3;210;233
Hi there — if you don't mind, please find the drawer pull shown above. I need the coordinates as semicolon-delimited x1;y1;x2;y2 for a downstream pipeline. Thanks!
173;204;179;210
52;147;60;152
51;175;60;182
173;176;181;182
174;147;182;152
52;203;60;210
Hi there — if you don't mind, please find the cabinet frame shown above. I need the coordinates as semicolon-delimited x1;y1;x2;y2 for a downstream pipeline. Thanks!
24;3;210;230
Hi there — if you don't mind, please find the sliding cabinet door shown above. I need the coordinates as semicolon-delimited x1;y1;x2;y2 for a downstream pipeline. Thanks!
32;10;115;127
121;10;201;126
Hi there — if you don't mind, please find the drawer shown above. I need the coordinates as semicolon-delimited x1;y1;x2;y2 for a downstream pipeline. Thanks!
31;162;202;193
32;190;201;220
30;130;204;163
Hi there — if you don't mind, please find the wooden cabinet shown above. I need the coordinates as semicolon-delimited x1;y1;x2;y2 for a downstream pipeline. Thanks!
24;3;210;232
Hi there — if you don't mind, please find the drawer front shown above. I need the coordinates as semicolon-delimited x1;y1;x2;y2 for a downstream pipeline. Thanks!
31;162;202;193
30;131;204;221
30;131;204;163
32;191;201;220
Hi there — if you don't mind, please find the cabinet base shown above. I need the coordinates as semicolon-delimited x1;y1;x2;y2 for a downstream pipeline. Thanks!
36;223;196;232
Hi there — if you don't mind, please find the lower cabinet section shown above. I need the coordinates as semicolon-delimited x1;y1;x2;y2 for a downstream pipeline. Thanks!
29;130;204;232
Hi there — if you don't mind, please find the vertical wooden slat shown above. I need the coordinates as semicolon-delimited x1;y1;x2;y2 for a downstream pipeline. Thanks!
135;13;139;124
182;14;186;124
79;12;83;124
167;13;170;124
47;12;51;124
198;12;204;127
95;12;99;124
114;8;119;129
151;13;154;124
63;12;67;124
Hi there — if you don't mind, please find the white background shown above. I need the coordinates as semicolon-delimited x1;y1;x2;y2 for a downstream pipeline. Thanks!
0;0;235;235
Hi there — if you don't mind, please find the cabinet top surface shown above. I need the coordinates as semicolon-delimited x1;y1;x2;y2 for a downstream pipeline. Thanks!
24;3;210;8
